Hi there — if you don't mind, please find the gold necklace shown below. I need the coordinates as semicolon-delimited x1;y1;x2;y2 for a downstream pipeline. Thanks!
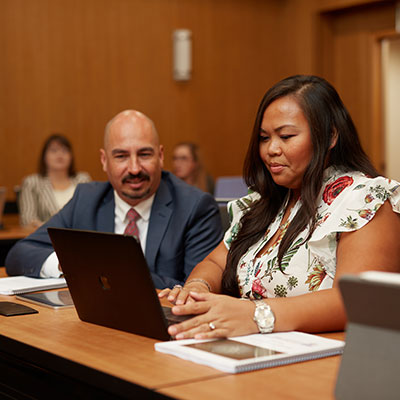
279;219;290;231
278;199;297;231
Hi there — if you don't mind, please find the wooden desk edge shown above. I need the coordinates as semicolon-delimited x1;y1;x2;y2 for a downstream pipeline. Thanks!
0;332;172;399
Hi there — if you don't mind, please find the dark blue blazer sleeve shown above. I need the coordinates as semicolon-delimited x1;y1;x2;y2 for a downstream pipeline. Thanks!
146;174;223;289
5;182;114;277
149;192;223;289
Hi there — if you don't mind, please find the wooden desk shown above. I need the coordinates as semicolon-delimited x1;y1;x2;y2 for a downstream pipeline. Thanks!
0;214;34;266
0;289;344;399
0;214;34;240
0;293;226;399
159;332;343;400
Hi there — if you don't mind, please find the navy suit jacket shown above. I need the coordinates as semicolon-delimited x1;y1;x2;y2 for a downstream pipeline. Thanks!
5;171;223;289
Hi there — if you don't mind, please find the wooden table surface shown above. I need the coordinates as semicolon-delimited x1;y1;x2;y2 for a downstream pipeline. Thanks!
159;332;343;400
0;291;229;391
0;214;34;240
0;281;344;399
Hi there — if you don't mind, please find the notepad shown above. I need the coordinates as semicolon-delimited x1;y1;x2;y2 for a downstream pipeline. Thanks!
155;331;344;373
0;276;67;295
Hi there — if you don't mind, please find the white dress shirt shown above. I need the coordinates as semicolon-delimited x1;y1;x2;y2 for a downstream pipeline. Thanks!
113;190;154;252
40;191;155;278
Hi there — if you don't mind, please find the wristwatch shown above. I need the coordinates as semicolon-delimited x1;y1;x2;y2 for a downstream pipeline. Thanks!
253;300;275;333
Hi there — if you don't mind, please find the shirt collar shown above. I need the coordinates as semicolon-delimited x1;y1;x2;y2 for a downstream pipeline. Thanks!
114;191;155;223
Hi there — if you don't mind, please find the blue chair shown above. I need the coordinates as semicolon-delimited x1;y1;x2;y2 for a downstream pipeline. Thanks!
214;176;248;203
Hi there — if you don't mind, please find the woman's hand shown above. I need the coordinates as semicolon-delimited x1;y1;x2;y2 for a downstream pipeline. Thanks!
158;281;210;305
168;292;258;339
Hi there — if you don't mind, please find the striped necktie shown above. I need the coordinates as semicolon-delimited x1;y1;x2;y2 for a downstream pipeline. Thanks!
124;208;140;240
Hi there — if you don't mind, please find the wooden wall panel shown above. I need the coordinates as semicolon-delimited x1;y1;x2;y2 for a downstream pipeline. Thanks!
316;1;396;171
0;0;297;199
1;0;390;200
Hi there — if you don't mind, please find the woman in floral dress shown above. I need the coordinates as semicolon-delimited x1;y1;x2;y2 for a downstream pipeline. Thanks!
160;75;400;339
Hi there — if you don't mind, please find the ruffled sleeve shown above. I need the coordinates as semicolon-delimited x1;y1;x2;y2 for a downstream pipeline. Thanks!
307;172;400;279
223;191;260;249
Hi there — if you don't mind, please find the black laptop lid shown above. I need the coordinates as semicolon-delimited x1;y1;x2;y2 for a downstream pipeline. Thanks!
48;227;171;341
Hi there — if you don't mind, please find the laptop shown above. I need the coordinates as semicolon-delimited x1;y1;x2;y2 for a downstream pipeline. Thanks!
47;227;190;341
335;271;400;399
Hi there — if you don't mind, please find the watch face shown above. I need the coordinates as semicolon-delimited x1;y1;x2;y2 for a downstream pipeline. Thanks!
261;314;274;328
254;303;275;332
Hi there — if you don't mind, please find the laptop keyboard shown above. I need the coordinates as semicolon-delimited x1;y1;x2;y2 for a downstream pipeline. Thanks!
162;306;192;326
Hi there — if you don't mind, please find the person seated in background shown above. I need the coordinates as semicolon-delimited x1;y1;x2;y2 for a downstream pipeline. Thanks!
6;110;223;289
172;142;214;194
19;134;91;228
160;75;400;338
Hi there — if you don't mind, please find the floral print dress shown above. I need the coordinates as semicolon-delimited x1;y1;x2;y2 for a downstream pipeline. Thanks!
223;166;400;299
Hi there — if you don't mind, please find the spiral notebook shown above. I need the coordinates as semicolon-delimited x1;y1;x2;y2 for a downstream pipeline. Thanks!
155;331;344;373
0;276;67;295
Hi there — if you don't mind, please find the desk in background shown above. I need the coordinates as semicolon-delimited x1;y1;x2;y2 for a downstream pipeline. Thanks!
0;287;344;399
0;214;34;266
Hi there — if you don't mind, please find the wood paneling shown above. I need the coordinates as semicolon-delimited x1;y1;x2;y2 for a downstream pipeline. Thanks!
0;0;294;198
0;0;395;199
316;1;396;171
317;0;391;12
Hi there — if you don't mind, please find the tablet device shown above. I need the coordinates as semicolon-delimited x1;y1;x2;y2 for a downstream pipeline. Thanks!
17;290;74;309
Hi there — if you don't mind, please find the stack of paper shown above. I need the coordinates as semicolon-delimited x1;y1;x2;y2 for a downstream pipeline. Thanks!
0;276;67;295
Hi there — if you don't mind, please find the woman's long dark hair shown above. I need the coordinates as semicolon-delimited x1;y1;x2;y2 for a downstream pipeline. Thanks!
221;75;378;297
38;134;76;177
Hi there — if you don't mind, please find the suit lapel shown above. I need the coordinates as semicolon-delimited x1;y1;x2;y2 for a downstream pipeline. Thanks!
96;185;115;233
145;179;172;272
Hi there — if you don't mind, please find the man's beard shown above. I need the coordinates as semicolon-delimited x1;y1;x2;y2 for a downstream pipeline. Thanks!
122;188;151;200
121;172;150;200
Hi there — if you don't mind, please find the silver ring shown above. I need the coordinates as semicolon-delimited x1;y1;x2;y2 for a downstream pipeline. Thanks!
208;322;216;331
173;284;183;290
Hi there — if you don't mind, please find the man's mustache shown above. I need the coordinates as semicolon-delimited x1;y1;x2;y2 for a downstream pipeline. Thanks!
122;172;150;183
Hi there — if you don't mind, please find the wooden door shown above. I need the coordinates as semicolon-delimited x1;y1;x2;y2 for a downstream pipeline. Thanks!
316;1;397;172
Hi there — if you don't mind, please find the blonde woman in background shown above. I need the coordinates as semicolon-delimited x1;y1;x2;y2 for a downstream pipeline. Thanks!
19;134;91;227
172;142;214;194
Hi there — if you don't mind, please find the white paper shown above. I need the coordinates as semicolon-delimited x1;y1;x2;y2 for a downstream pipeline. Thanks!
155;331;344;373
0;276;67;295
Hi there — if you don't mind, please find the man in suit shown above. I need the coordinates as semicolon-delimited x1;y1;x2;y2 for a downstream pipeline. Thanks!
6;110;223;289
